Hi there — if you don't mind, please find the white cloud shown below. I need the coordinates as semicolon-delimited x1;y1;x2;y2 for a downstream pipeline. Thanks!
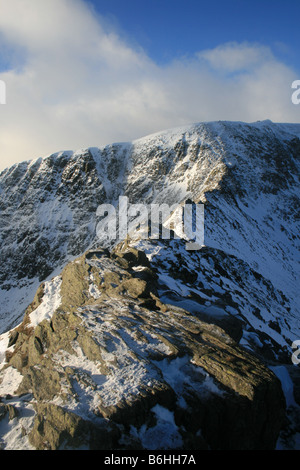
0;0;299;171
197;42;273;73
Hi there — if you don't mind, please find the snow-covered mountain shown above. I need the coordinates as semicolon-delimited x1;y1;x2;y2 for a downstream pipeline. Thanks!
0;120;299;450
0;120;299;337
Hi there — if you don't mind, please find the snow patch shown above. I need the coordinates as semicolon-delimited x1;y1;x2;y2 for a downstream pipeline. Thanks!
0;367;23;395
28;276;62;328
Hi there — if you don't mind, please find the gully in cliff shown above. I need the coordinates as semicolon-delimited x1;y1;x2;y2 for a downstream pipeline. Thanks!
96;196;204;251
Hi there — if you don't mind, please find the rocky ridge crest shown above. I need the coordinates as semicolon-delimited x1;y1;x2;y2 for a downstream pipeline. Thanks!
0;245;286;450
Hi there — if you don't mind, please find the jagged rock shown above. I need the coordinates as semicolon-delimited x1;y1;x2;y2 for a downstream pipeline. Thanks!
29;403;120;450
111;246;151;269
0;403;18;421
0;247;286;450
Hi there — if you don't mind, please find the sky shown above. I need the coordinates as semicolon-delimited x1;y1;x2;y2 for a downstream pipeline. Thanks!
0;0;299;171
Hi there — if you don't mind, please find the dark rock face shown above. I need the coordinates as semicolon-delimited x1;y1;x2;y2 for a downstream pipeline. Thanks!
0;150;106;286
1;247;285;450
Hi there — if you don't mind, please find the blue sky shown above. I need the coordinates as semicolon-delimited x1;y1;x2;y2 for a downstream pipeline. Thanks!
89;0;299;69
0;0;299;170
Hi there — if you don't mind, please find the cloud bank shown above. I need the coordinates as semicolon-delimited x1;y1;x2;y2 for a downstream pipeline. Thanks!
0;0;299;170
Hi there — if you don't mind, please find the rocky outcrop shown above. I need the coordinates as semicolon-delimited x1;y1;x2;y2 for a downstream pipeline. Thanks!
29;403;120;450
0;245;286;450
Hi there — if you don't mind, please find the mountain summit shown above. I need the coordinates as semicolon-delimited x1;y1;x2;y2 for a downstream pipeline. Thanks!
0;120;299;449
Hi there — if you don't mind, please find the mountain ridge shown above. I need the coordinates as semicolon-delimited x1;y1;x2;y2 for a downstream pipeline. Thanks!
0;119;299;449
0;119;298;336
